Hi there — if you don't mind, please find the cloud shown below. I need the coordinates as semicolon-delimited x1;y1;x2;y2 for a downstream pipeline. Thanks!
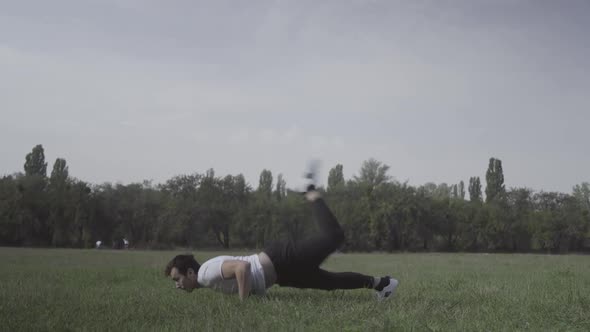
1;0;589;192
251;125;304;146
227;128;251;145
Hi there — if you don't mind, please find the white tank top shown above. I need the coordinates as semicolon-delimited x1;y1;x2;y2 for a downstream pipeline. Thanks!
197;254;267;296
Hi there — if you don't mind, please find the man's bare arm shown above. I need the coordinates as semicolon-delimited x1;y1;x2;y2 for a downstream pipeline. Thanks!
221;260;252;300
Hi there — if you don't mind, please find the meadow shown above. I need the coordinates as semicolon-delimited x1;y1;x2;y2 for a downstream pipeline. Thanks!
0;248;589;331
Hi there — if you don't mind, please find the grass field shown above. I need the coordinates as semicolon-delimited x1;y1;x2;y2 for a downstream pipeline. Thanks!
0;248;589;331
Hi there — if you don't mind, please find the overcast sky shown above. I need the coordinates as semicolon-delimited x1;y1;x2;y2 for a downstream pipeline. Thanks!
1;0;588;193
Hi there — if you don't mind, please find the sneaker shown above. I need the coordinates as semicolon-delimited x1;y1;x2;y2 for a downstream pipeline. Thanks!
376;277;399;301
288;160;320;194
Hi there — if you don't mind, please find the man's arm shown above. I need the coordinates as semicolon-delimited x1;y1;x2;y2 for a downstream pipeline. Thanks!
221;260;252;300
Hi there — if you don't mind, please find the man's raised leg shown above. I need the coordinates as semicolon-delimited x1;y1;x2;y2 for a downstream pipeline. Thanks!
285;191;345;268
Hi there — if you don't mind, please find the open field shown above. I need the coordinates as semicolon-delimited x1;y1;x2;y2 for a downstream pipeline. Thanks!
0;248;589;331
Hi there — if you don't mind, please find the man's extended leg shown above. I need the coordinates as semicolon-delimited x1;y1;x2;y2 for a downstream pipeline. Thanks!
288;268;374;290
275;266;399;300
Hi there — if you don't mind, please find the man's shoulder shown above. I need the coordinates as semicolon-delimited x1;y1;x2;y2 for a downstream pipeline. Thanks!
198;256;232;286
200;255;236;271
203;255;235;263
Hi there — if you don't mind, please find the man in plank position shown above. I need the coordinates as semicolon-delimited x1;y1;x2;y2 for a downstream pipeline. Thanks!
165;168;399;301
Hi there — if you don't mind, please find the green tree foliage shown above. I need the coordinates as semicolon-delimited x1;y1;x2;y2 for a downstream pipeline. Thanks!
156;174;201;247
572;182;590;247
458;181;466;200
275;174;286;202
327;164;345;191
506;188;533;251
0;176;20;245
48;158;69;246
1;146;589;253
531;192;586;253
252;169;275;247
258;169;273;199
16;173;50;245
573;182;590;212
353;159;392;249
354;158;390;190
485;158;505;203
24;145;48;177
469;177;482;203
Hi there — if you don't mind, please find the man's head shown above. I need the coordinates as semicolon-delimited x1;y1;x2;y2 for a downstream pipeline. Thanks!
165;254;201;292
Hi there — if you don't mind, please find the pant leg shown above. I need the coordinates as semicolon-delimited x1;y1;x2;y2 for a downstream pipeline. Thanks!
288;198;345;268
311;198;344;239
282;267;374;290
264;198;346;284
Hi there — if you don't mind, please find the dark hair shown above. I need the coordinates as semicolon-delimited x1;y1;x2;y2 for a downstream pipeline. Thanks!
165;254;201;276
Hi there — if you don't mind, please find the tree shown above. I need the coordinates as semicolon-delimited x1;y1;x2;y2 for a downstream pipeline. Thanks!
4;143;590;253
48;158;70;246
354;158;390;187
445;197;468;251
327;164;345;191
257;169;273;199
223;174;252;248
530;192;589;252
434;183;451;200
354;158;391;193
158;174;202;247
352;159;392;250
573;182;590;212
15;173;50;245
274;174;286;201
0;176;20;245
458;181;466;200
201;174;231;249
421;183;437;197
414;188;436;250
253;169;274;247
572;182;590;250
485;158;505;203
469;177;482;203
332;180;372;251
507;188;533;251
24;145;48;177
68;180;92;247
50;159;69;185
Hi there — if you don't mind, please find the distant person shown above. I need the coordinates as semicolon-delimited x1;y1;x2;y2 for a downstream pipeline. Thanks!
123;238;129;249
95;240;102;249
164;164;399;301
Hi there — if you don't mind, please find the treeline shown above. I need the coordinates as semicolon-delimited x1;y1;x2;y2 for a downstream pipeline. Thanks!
1;145;589;253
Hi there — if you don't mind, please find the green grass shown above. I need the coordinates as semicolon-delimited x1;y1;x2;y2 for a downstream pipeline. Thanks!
1;248;589;331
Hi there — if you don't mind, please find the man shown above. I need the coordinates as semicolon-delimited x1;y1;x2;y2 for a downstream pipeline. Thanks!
165;168;399;301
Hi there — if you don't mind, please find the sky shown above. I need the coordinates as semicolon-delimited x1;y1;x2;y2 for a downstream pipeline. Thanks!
1;0;589;193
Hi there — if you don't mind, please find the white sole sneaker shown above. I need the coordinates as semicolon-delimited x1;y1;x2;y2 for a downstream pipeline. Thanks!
376;278;399;301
